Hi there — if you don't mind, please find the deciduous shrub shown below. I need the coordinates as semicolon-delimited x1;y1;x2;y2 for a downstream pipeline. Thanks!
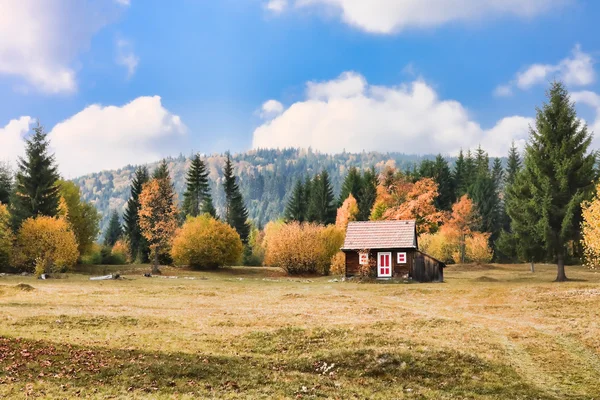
330;251;345;276
264;222;344;275
13;216;79;274
0;203;13;269
171;215;243;268
465;232;494;264
111;240;131;264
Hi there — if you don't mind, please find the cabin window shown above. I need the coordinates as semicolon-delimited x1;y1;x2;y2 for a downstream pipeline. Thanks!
377;252;392;278
397;252;407;264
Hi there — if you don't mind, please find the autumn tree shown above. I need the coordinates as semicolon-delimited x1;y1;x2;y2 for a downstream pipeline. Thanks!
581;183;600;269
12;123;61;227
13;216;79;275
446;195;478;263
171;215;243;268
508;81;595;281
124;166;150;263
182;154;216;218
336;194;359;230
0;204;13;269
57;180;100;255
139;178;178;274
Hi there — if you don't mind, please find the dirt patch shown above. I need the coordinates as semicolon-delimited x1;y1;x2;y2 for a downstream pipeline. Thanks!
474;276;500;282
14;283;35;291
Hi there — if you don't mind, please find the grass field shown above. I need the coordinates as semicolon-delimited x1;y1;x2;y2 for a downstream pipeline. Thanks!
1;264;600;399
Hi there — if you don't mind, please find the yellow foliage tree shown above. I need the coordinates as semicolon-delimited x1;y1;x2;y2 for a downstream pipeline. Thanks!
336;194;359;230
582;183;600;269
139;178;178;273
13;216;79;275
264;222;344;275
171;215;243;268
465;232;494;264
445;195;478;263
0;203;13;269
112;239;131;264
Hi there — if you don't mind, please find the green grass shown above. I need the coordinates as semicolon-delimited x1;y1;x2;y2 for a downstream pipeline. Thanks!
1;263;599;399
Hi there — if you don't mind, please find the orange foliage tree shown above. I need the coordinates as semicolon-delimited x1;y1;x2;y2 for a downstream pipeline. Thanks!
582;183;600;269
139;178;178;273
0;203;13;269
336;194;359;230
444;195;478;263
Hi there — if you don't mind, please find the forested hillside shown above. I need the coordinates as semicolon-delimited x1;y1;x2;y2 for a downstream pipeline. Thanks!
73;149;444;235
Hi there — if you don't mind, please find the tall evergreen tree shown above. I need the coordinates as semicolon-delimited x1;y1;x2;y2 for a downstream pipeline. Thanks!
104;210;122;246
464;149;476;190
433;155;455;210
13;123;60;227
508;81;596;281
474;145;489;176
357;167;377;221
123;166;150;263
223;153;250;243
284;180;306;222
491;158;504;190
153;159;170;180
182;154;216;218
338;167;362;205
505;142;522;187
453;149;467;198
0;162;12;206
307;170;336;225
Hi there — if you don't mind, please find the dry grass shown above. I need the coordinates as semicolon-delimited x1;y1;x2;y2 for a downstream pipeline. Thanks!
1;263;599;399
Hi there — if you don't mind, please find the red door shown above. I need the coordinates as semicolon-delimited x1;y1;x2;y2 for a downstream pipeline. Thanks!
378;252;392;277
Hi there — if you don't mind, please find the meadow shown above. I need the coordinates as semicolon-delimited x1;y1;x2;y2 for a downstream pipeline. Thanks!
1;264;599;399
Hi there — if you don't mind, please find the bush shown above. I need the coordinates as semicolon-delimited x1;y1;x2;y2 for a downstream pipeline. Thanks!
264;222;344;275
80;243;102;265
112;240;131;264
243;225;265;266
465;232;493;264
330;252;345;276
420;228;493;264
171;215;243;268
13;216;79;275
0;204;13;270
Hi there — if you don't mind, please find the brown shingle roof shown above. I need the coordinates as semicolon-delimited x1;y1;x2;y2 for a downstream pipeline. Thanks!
342;220;417;250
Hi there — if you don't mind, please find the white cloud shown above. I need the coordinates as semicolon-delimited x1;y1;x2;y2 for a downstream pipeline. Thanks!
266;0;288;13
47;96;187;177
115;0;130;5
0;117;33;166
572;90;600;147
260;100;285;119
497;45;595;95
116;39;140;79
0;0;123;94
281;0;567;33
252;71;532;157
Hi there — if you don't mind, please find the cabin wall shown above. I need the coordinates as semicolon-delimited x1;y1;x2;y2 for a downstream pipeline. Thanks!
412;251;444;282
344;249;416;278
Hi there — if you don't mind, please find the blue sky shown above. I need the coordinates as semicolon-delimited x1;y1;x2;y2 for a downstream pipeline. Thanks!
1;0;600;177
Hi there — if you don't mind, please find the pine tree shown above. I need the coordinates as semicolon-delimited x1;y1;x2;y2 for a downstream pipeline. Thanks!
357;167;377;221
284;180;306;222
453;149;467;198
491;158;504;190
338;167;362;206
13;123;61;227
307;170;336;225
153;159;170;180
474;145;489;176
123;166;150;263
432;155;455;210
182;154;216;218
0;162;12;206
104;210;122;246
464;149;476;190
505;142;521;187
223;153;250;243
508;81;596;281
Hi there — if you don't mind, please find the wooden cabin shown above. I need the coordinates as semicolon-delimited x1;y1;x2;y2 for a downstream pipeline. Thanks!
341;220;445;282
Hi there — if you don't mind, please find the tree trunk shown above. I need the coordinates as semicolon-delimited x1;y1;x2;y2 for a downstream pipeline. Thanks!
555;251;568;282
530;261;535;273
152;251;161;275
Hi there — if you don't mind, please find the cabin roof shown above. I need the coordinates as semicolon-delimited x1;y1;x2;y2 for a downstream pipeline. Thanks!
342;220;417;250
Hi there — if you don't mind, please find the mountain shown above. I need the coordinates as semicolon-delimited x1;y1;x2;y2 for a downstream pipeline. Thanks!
73;148;445;237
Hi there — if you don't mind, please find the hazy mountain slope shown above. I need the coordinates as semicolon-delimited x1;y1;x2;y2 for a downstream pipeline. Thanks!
73;148;443;236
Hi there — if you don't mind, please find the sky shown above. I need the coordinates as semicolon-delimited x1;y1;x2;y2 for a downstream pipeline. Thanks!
1;0;600;178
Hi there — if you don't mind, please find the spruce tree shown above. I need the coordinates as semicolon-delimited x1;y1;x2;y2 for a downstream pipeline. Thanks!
453;150;467;198
153;159;170;180
223;154;250;243
307;170;336;225
104;210;122;246
182;154;216;218
124;166;150;263
13;123;60;227
284;180;306;222
338;167;362;206
506;142;521;187
0;162;12;206
357;167;377;221
432;155;455;210
508;81;596;281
